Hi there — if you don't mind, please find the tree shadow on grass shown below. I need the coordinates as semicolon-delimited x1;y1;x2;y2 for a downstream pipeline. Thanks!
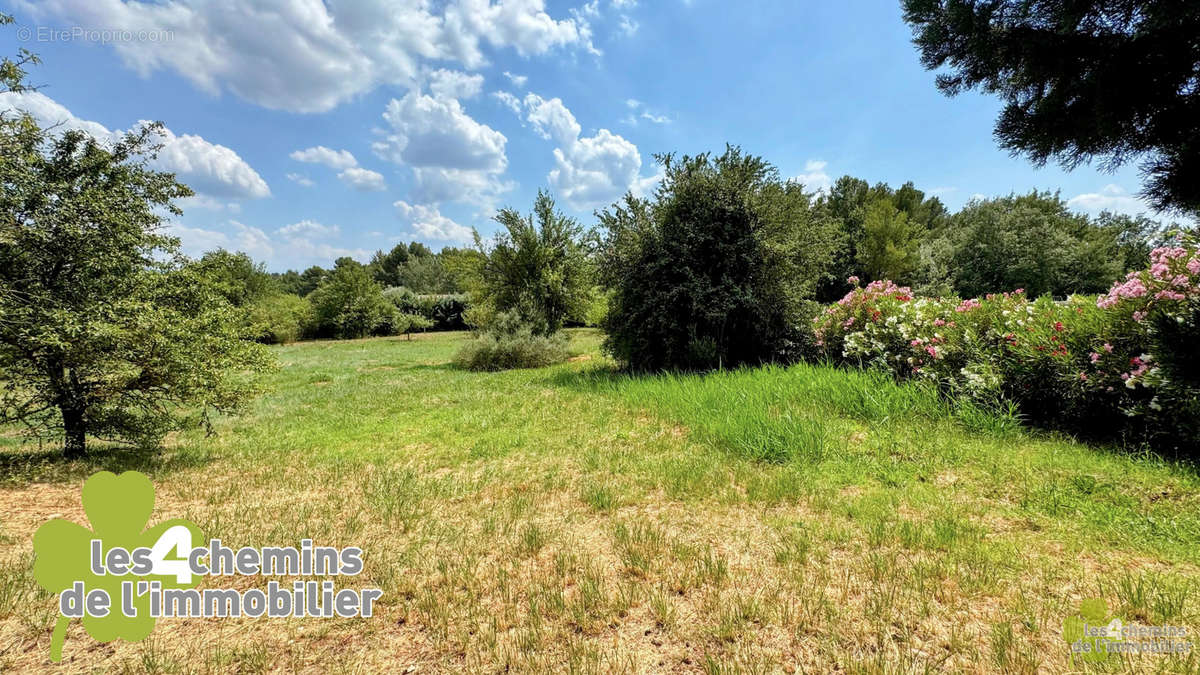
0;441;216;487
542;363;632;393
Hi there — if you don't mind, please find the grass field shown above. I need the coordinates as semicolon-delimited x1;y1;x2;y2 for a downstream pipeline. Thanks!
1;329;1199;673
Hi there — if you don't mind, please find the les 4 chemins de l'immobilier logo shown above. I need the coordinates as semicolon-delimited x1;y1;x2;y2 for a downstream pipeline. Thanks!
33;471;382;662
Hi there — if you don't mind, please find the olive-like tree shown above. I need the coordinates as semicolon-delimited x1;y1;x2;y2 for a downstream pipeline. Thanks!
478;190;593;335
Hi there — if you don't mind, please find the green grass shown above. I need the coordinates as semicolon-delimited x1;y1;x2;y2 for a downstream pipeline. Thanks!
1;328;1198;672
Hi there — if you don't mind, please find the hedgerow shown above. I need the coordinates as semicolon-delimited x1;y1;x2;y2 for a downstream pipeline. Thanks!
812;235;1200;452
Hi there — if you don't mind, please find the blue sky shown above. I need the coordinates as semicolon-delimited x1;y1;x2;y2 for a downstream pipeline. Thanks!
1;0;1162;271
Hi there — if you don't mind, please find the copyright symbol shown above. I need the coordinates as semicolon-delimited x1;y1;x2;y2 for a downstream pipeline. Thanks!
16;26;32;41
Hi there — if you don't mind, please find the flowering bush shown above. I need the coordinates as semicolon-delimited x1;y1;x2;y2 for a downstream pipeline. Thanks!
812;233;1200;451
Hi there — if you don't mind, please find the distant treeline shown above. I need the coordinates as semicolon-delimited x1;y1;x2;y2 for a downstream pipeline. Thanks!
194;173;1181;347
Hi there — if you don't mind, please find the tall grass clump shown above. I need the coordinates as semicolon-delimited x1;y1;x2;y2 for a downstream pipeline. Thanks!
585;361;971;464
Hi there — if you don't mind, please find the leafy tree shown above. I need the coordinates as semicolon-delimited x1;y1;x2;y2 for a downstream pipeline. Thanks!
369;242;472;294
599;146;838;371
306;259;393;339
479;190;592;335
947;192;1124;298
299;266;329;295
0;14;39;95
1094;211;1169;272
816;177;946;299
246;293;312;344
857;198;923;283
192;249;277;307
408;242;433;258
0;123;273;458
902;0;1200;215
392;313;433;341
439;246;487;296
369;244;411;288
399;254;455;294
272;269;305;296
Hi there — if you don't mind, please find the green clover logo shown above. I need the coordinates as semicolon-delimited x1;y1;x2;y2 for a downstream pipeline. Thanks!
1062;597;1116;664
32;471;202;662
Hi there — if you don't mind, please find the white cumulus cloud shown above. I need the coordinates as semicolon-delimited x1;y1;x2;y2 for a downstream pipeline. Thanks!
289;146;359;171
0;91;269;200
13;0;598;113
522;93;652;210
373;88;511;206
338;167;387;192
1067;184;1153;217
793;159;832;193
394;201;474;243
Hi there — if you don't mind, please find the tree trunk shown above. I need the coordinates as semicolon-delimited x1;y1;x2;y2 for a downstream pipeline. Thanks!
61;403;87;460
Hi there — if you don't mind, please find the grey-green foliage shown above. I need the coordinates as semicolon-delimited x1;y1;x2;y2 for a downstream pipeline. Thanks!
0;120;274;457
452;312;570;371
479;190;593;336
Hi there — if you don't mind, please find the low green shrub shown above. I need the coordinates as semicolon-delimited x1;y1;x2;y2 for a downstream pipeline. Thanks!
247;293;312;344
453;313;571;371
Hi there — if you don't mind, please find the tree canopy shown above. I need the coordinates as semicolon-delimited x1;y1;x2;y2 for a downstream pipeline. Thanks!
902;0;1200;216
0;122;273;457
479;190;593;335
599;147;839;371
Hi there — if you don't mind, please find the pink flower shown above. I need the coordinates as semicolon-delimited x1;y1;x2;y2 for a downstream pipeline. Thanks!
1053;321;1064;332
925;346;938;358
933;318;946;327
1103;343;1113;353
910;339;923;346
847;275;860;285
842;318;855;328
1079;373;1088;381
1133;310;1147;322
1188;258;1200;275
1089;352;1101;363
955;298;981;313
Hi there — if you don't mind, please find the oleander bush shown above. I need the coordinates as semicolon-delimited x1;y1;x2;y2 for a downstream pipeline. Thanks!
812;235;1200;451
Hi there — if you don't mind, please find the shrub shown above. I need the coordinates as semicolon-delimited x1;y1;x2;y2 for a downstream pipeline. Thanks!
382;286;420;314
598;146;838;371
462;302;495;333
453;312;571;371
247;293;312;344
812;233;1200;451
